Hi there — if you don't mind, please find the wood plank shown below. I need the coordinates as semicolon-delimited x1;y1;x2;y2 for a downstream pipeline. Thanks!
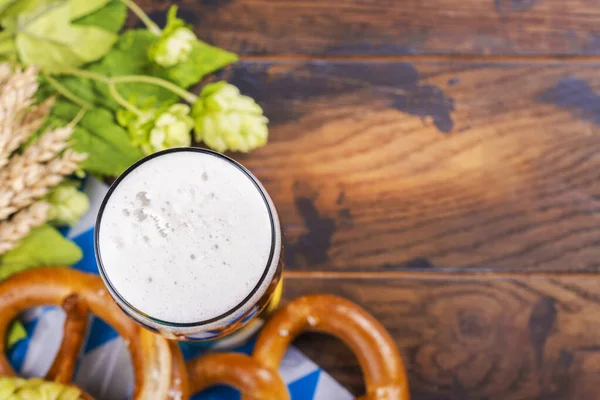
283;274;600;399
222;60;600;272
136;0;600;56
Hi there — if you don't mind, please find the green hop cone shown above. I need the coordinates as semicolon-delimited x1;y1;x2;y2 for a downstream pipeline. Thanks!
192;82;268;153
0;377;83;400
46;183;90;227
149;104;194;152
149;6;197;67
117;104;193;154
117;108;157;154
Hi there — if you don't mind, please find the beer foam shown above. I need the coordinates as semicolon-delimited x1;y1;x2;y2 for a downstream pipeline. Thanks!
97;150;277;324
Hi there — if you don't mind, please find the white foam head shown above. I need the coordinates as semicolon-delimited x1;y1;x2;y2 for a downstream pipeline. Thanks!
96;149;280;326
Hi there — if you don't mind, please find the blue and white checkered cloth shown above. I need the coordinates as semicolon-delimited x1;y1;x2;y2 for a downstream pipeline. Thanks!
7;178;353;400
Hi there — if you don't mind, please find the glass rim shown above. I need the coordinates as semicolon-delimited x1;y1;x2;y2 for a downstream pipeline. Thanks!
94;147;278;328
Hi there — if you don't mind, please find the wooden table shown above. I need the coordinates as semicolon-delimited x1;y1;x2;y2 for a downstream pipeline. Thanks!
139;1;600;398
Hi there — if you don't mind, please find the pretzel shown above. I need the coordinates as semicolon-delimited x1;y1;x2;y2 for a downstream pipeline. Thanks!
251;294;410;400
0;267;188;400
184;294;409;400
0;269;409;399
186;353;289;400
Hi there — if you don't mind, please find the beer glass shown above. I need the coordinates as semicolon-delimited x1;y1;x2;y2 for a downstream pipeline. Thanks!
94;148;283;342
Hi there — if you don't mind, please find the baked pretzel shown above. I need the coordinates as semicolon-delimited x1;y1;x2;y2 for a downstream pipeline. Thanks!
0;267;188;400
251;294;409;400
187;353;289;400
184;294;409;400
1;269;409;399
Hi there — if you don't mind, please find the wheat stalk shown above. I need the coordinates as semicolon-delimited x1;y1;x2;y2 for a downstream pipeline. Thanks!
0;145;87;220
0;98;55;170
0;201;50;254
0;62;88;254
0;66;41;168
0;149;86;252
0;125;73;180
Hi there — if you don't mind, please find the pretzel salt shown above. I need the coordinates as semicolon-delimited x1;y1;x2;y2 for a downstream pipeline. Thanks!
0;267;188;399
252;294;410;400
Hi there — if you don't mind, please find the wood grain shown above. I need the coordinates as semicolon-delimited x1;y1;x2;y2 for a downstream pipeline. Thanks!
210;60;600;272
284;274;600;400
136;0;600;56
130;2;600;398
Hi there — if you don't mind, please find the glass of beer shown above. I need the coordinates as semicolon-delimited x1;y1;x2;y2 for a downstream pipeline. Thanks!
94;148;283;342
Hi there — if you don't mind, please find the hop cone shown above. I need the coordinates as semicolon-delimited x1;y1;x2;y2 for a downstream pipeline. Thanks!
192;82;268;153
46;182;90;226
0;377;84;400
117;104;193;155
148;6;196;68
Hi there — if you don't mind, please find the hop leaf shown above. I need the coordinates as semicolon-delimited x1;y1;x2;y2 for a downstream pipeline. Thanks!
0;0;119;68
46;182;90;227
148;6;196;68
192;82;268;153
117;103;193;154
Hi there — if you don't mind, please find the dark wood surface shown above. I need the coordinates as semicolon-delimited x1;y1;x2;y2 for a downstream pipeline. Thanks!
285;273;600;399
137;1;600;398
137;0;600;56
225;61;600;273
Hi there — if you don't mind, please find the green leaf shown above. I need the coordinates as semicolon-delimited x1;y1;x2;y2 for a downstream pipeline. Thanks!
51;101;145;176
0;0;17;15
1;0;111;28
7;321;26;348
90;29;178;109
68;0;110;20
38;73;98;108
1;0;124;33
2;0;118;68
74;0;127;33
16;2;117;68
0;225;82;281
0;0;53;28
16;34;82;69
0;35;16;58
164;40;238;88
102;29;158;72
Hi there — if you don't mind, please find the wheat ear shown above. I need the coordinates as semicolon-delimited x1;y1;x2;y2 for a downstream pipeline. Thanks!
0;141;87;220
0;66;40;167
0;201;50;254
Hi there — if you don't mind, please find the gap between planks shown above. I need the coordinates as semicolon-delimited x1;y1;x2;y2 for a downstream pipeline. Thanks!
284;270;600;279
